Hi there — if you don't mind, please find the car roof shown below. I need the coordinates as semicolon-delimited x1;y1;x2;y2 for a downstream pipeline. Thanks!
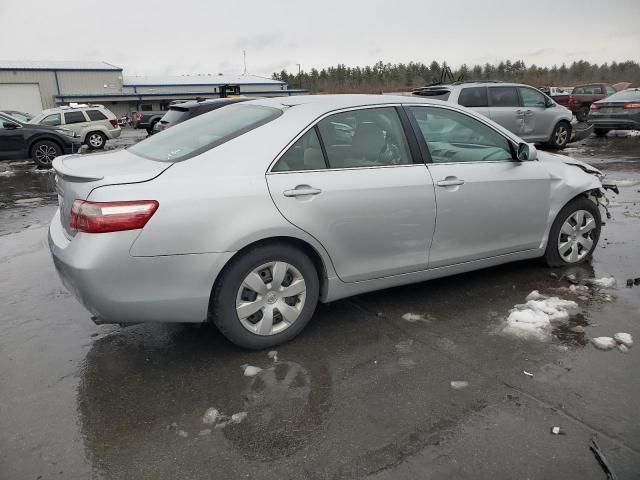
248;94;454;110
42;104;106;113
414;81;530;91
170;97;249;110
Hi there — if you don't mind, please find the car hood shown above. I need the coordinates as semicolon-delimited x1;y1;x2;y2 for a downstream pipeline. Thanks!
537;150;603;177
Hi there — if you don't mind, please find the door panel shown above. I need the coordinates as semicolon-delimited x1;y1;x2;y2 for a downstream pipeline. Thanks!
518;86;554;141
427;161;550;267
0;120;24;158
487;86;524;136
267;165;436;282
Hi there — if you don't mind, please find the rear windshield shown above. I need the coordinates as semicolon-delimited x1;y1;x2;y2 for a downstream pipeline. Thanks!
601;89;640;102
160;107;190;124
129;104;282;162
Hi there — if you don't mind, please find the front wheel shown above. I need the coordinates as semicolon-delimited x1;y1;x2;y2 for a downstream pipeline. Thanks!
543;196;601;267
548;121;571;149
31;140;62;168
210;244;320;349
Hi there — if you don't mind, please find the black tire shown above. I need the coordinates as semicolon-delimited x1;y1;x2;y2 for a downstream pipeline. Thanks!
576;106;590;122
30;140;62;168
594;128;610;137
544;196;601;267
85;131;106;150
147;120;158;135
548;121;572;149
210;243;320;349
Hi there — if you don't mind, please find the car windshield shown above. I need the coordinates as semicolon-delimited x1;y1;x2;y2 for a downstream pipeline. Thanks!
129;104;282;162
601;89;640;102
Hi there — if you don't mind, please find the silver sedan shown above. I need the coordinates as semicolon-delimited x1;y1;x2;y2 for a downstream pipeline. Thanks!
49;95;608;349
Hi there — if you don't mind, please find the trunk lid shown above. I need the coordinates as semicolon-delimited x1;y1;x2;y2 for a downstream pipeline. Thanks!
52;149;171;237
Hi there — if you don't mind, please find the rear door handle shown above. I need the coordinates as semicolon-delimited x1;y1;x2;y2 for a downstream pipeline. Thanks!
437;179;465;187
283;187;322;197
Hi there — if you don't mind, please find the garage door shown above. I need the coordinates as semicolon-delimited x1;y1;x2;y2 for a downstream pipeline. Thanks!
0;83;44;115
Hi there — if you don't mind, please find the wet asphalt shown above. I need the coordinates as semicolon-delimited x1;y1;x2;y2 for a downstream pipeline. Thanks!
1;130;639;479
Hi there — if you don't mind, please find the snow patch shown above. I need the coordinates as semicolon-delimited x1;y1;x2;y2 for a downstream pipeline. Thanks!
614;179;640;187
14;197;43;204
502;293;578;340
268;350;278;362
589;277;616;288
591;337;617;350
202;407;220;425
177;430;189;438
613;332;633;348
241;364;262;377
450;381;469;390
231;412;248;424
0;170;15;177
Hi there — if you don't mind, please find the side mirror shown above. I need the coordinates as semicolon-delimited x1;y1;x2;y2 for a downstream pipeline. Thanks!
3;121;18;129
517;142;537;161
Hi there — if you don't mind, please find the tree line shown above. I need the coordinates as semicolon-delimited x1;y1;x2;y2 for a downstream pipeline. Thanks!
272;60;640;93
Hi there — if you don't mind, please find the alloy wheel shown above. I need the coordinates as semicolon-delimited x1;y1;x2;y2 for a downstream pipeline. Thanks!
88;133;104;148
558;209;596;263
236;261;307;336
35;144;57;165
555;125;568;146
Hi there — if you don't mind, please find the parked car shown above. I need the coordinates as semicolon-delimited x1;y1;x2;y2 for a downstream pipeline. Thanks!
29;104;121;150
133;110;166;134
0;112;80;166
413;81;573;149
153;97;250;133
552;83;630;122
588;88;640;136
49;95;610;349
537;86;571;97
0;110;34;123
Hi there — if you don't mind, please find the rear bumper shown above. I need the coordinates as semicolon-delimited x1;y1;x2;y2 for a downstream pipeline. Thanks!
48;209;235;324
107;127;122;139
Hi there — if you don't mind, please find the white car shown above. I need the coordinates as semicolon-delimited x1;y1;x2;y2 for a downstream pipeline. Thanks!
30;104;121;149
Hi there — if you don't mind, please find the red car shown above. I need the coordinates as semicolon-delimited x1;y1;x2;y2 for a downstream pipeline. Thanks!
552;82;630;122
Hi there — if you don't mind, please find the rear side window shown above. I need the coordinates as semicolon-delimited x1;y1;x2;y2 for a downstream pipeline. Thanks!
64;111;87;124
488;87;520;107
272;128;326;172
86;110;107;121
458;87;488;107
129;104;281;162
160;107;190;124
518;87;547;108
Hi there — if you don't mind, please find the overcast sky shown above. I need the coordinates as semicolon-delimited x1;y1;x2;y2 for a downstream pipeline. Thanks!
1;0;638;77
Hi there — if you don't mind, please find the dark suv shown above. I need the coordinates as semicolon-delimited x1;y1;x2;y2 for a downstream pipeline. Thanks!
153;97;250;133
0;113;80;167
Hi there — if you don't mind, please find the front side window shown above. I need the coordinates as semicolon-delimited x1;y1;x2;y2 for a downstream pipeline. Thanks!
488;87;520;107
272;128;326;172
64;111;87;124
519;87;547;108
408;106;513;163
458;87;488;107
39;113;61;126
317;107;412;168
129;104;281;162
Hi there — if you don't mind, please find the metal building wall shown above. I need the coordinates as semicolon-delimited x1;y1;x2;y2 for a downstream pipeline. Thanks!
0;70;58;109
57;71;123;96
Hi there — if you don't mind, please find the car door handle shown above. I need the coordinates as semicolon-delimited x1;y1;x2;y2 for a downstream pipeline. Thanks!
283;187;322;197
516;110;524;115
437;179;465;187
524;109;533;115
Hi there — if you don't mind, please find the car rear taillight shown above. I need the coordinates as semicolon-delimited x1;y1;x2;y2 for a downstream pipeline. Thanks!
134;112;142;121
70;200;159;233
568;95;574;105
590;103;599;110
624;102;640;109
109;119;118;127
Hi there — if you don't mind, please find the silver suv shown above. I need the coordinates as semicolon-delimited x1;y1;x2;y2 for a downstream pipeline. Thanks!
413;81;573;149
30;104;121;149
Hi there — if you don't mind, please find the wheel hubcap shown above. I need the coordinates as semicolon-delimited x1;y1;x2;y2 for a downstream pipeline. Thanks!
35;145;57;164
555;127;568;145
558;210;596;263
89;134;103;147
236;261;306;336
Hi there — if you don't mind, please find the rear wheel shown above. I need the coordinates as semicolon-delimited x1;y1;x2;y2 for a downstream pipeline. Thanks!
86;131;106;149
544;196;601;267
30;140;61;168
548;121;571;149
576;106;590;122
594;128;610;137
147;120;158;135
210;243;320;349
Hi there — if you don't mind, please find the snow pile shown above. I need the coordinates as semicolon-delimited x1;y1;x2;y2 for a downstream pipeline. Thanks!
450;381;469;390
241;364;262;377
268;350;278;362
614;179;640;187
613;332;633;348
202;407;220;425
0;170;15;177
402;313;424;322
591;337;617;350
502;292;579;340
589;277;616;288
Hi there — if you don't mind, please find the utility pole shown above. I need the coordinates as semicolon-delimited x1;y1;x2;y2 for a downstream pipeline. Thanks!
243;50;248;75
